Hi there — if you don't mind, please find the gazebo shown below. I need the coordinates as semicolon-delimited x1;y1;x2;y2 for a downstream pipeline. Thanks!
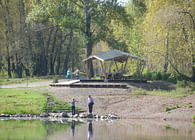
83;49;144;79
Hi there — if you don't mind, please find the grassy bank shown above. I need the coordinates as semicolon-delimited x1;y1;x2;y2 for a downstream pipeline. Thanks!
132;87;195;98
0;88;78;114
0;75;66;85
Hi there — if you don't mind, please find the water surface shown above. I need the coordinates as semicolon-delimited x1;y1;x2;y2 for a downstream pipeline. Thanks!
0;118;194;140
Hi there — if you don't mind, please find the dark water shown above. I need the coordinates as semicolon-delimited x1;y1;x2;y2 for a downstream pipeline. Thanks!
0;118;194;140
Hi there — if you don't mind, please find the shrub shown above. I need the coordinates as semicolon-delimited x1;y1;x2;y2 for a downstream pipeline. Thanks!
156;72;162;80
164;105;178;112
177;80;192;88
165;107;171;112
192;115;195;120
145;71;152;80
167;76;177;83
161;72;171;81
53;78;58;83
188;105;192;108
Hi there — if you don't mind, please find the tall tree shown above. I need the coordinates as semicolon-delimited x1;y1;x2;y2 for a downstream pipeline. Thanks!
28;0;129;78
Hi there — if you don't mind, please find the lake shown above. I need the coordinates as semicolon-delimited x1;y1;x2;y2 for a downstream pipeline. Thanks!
0;118;194;140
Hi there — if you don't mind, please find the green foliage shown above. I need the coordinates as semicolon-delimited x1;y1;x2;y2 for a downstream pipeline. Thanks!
142;70;174;82
192;115;195;120
142;0;195;81
177;80;193;88
188;105;192;109
53;77;58;83
164;105;179;112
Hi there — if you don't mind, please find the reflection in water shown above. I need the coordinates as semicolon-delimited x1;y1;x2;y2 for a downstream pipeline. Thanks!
0;119;195;140
88;121;93;140
0;119;71;140
71;120;75;136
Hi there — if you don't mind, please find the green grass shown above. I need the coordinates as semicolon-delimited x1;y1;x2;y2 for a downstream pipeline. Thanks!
0;88;46;114
42;92;84;112
164;105;179;112
0;88;78;114
188;105;192;108
0;78;46;85
132;87;194;98
0;75;67;85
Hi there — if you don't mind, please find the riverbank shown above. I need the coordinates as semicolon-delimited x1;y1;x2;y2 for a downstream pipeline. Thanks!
0;80;194;122
49;81;195;122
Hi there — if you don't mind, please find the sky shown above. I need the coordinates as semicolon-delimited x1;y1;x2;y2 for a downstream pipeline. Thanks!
118;0;129;5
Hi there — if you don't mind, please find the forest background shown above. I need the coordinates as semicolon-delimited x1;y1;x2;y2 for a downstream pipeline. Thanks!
0;0;194;83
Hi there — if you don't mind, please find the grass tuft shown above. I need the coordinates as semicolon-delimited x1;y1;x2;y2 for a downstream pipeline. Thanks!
132;87;194;98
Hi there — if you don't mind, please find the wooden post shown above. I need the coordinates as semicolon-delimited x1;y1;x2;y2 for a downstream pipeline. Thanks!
121;63;123;74
84;61;90;79
100;61;104;76
123;57;128;74
114;61;119;73
137;60;141;80
103;61;107;79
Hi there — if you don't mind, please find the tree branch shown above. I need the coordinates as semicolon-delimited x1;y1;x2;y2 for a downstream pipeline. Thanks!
70;0;83;9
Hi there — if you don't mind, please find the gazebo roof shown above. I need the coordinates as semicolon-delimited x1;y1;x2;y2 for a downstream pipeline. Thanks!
83;49;143;62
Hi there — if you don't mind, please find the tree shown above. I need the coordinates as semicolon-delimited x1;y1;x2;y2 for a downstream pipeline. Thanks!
142;0;195;81
28;0;129;78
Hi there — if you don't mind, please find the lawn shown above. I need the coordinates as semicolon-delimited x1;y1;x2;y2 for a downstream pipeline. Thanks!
0;75;67;85
0;88;74;114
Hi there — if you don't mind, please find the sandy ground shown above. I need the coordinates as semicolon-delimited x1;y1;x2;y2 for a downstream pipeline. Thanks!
49;81;195;121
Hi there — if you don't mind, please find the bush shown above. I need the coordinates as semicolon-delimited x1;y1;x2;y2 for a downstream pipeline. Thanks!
177;80;192;88
151;72;157;80
188;105;192;108
167;76;177;83
145;71;152;80
161;72;171;81
53;78;58;83
156;72;162;80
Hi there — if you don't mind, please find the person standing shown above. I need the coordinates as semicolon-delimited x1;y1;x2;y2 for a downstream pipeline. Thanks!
71;98;77;115
67;69;71;79
88;95;94;114
75;69;80;79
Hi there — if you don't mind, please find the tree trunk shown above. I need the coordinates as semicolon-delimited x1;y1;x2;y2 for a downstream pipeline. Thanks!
45;28;54;74
37;30;46;76
63;29;73;75
192;55;195;82
164;32;169;72
53;31;63;74
84;0;94;78
3;0;12;78
56;56;61;75
7;53;11;78
15;54;23;78
49;28;58;75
